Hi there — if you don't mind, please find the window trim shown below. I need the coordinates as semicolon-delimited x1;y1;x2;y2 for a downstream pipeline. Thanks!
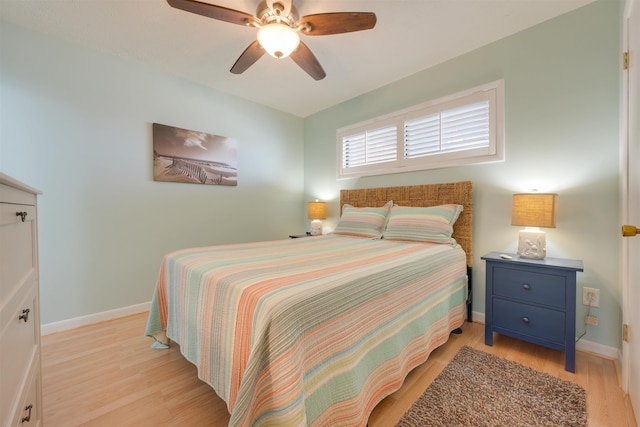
336;80;504;178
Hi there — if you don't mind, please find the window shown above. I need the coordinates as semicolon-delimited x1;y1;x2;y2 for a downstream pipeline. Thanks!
337;80;504;178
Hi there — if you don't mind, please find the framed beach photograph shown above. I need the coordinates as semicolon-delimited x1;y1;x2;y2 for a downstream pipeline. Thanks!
153;123;237;186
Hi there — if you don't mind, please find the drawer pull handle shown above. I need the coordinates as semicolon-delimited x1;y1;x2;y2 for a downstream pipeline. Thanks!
19;308;30;323
522;317;530;323
21;404;33;423
522;283;531;290
16;211;28;222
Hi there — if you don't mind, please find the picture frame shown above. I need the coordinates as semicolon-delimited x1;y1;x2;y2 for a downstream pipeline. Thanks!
153;123;237;186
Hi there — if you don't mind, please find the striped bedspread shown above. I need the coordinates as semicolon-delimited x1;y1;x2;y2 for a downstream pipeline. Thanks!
145;235;467;426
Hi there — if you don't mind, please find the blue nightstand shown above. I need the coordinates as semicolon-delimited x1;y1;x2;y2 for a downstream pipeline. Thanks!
482;252;584;372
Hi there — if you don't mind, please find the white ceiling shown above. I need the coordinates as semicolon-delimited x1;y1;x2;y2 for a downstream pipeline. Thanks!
0;0;594;117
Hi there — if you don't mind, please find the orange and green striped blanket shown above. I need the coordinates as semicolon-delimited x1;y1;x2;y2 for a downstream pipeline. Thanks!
145;235;467;426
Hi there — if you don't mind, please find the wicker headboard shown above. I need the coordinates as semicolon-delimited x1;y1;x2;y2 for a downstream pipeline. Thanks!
339;181;473;267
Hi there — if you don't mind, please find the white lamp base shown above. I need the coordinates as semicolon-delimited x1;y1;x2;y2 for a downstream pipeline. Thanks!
310;220;323;236
517;228;546;259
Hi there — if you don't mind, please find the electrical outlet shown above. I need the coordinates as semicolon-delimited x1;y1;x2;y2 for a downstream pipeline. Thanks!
585;315;598;326
582;287;600;307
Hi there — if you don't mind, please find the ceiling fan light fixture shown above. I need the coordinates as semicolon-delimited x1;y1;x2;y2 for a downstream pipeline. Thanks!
257;24;300;59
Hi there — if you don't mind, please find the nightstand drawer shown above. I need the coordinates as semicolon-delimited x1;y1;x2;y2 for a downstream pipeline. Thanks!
493;298;565;344
493;266;566;308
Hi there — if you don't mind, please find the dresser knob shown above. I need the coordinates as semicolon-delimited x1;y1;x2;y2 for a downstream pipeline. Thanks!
16;211;28;222
522;283;530;290
522;317;530;323
18;308;30;323
21;404;32;423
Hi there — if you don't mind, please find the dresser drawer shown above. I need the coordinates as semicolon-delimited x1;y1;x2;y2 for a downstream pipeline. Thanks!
10;362;42;427
0;283;39;424
0;182;37;205
1;203;38;311
493;298;565;344
492;266;566;308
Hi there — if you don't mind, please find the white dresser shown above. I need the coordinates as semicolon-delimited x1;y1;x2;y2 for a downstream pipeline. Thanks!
0;173;42;427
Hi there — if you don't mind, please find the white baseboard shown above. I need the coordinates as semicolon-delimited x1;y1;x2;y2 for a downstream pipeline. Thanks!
470;310;619;360
41;302;150;335
471;310;485;324
575;338;619;359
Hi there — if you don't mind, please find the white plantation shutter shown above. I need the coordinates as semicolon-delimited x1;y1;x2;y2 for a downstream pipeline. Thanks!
337;80;503;178
440;100;490;152
404;100;490;159
342;133;366;168
342;125;397;169
365;125;397;164
404;113;441;157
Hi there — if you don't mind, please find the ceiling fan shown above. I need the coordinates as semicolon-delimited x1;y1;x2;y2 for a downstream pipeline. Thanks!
166;0;377;80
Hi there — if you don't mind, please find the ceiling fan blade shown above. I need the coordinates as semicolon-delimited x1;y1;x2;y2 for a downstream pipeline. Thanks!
167;0;258;26
298;12;376;36
290;41;326;81
230;40;265;74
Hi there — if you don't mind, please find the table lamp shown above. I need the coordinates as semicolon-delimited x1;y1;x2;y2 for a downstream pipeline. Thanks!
511;192;558;259
308;200;326;235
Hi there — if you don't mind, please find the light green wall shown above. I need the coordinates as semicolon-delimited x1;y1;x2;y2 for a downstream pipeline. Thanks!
303;0;623;349
0;22;306;324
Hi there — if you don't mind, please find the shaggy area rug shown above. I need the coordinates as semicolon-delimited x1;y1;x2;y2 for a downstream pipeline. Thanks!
396;346;587;426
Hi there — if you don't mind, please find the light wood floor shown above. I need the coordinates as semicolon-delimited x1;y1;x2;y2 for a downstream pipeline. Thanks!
41;312;637;426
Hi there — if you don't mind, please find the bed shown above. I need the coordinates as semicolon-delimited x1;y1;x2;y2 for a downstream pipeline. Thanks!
145;181;473;426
